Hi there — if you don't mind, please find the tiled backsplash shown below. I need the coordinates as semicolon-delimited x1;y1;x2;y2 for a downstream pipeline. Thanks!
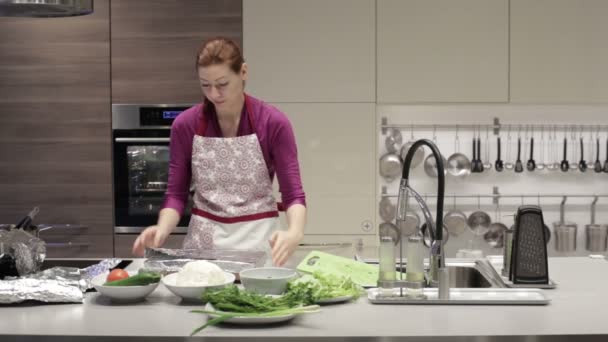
377;104;608;257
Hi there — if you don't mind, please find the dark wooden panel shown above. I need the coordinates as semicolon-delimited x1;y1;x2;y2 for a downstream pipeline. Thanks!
114;234;185;258
43;234;114;258
111;0;242;103
0;0;112;255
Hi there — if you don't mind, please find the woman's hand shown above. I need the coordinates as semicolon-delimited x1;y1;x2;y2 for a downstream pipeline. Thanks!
132;225;171;256
269;229;303;267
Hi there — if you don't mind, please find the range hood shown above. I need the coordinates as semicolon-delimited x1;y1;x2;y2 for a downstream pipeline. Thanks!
0;0;93;17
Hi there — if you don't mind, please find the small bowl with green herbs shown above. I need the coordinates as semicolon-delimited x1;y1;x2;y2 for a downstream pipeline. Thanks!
91;269;161;302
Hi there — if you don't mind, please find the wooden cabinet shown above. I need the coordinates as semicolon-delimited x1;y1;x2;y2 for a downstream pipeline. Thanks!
510;0;608;103
377;0;508;103
243;0;376;102
0;0;113;257
270;103;376;235
111;0;242;103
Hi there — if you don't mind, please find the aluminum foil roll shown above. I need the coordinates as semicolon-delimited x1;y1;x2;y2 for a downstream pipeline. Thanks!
145;247;266;266
143;258;256;276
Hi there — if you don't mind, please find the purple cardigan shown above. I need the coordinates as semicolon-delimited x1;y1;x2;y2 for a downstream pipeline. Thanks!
161;95;306;216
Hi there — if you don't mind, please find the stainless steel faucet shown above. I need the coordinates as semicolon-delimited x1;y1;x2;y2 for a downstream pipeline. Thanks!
397;139;449;299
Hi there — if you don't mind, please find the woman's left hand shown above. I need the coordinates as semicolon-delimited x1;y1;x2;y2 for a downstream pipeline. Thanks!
269;229;303;267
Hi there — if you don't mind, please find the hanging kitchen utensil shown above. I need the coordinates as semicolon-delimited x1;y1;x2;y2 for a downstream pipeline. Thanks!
578;137;588;172
470;136;480;173
495;136;504;172
423;127;447;178
467;196;491;236
585;196;607;252
560;136;569;172
527;136;536;172
569;126;579;171
400;125;424;168
547;126;560;172
444;196;468;236
379;222;400;245
385;128;403;154
604;135;608;173
397;209;420;237
477;129;485;173
483;127;492;171
505;125;514;171
484;203;508;248
514;137;524;173
379;152;402;182
537;127;546;171
594;136;603;173
553;196;577;252
379;196;396;222
447;126;471;178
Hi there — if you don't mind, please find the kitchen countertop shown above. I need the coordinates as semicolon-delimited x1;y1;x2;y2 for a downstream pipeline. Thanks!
1;257;608;342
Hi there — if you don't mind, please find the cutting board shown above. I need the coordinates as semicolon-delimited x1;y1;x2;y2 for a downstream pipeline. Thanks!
296;251;382;287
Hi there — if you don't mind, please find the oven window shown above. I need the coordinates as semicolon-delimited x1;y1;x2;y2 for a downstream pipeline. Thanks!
127;146;170;215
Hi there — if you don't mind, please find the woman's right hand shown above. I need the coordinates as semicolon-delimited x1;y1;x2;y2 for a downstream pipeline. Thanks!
132;225;171;256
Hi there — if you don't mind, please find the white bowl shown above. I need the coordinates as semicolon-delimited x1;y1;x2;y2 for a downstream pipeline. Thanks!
239;267;298;295
91;271;160;303
161;271;235;302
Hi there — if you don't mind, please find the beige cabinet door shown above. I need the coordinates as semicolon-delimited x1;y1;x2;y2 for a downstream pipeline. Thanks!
243;0;375;102
511;0;608;103
270;103;376;235
377;0;508;103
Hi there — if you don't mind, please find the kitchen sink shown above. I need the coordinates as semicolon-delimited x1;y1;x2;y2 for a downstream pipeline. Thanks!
445;265;492;288
41;259;132;271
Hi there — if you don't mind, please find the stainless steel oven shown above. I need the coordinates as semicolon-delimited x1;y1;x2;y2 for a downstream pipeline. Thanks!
112;104;194;234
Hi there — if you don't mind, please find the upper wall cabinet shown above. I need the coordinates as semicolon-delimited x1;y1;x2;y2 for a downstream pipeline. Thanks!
243;0;375;103
377;0;508;103
111;0;242;104
510;0;608;103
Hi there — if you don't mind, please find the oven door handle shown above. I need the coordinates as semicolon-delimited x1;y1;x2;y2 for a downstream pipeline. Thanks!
114;137;170;143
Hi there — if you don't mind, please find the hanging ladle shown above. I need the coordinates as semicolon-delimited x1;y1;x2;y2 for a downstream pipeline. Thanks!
578;137;587;172
595;137;603;173
527;136;536;172
515;137;524;173
560;137;569;172
495;136;504;172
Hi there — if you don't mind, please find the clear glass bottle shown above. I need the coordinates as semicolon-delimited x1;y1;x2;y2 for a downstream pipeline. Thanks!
378;236;396;295
406;234;426;298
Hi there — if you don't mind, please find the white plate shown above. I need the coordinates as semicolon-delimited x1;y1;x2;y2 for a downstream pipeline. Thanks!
203;303;296;325
91;271;159;303
162;272;235;302
316;294;354;304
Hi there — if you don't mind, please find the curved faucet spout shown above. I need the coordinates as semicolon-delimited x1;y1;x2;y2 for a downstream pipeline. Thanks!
400;139;445;241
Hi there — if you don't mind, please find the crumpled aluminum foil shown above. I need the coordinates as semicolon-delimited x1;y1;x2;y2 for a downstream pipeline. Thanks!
0;258;122;304
0;228;45;277
143;248;266;276
0;278;84;304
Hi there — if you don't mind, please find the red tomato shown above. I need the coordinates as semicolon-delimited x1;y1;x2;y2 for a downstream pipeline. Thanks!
107;269;129;282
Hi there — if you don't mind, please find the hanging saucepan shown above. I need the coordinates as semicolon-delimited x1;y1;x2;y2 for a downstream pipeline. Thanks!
447;128;471;178
385;128;403;154
397;209;420;237
379;152;402;182
467;196;491;236
379;222;400;245
400;125;424;168
484;204;508;248
379;196;397;222
443;196;468;236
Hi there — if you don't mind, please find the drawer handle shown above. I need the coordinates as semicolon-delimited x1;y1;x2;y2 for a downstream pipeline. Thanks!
38;224;88;232
46;242;91;248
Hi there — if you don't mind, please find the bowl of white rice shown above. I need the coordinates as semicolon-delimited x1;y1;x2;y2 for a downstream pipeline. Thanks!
161;260;235;302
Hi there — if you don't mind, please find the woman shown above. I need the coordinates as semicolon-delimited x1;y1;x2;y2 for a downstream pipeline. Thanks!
132;37;307;267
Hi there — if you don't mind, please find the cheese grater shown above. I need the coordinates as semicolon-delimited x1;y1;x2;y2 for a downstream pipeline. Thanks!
509;205;549;285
